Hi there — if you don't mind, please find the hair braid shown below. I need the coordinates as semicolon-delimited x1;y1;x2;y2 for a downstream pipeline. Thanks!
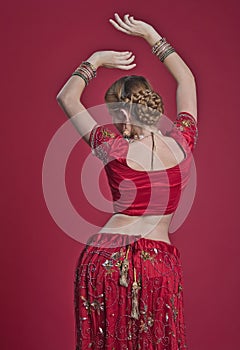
130;89;164;125
105;75;164;126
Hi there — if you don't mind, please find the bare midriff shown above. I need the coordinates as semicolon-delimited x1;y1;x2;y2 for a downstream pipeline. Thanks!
98;131;184;245
99;212;174;244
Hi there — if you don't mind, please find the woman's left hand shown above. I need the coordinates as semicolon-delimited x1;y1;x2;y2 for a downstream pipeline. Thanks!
109;13;161;46
87;50;136;70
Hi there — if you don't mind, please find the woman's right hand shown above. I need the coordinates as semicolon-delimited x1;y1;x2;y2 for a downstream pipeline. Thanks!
87;50;136;70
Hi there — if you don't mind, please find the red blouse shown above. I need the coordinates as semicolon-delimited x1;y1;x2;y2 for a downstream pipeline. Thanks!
89;112;198;216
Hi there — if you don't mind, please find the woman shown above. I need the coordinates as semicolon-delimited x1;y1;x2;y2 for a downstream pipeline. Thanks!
56;13;198;350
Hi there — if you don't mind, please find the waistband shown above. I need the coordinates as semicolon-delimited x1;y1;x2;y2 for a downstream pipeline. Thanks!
86;232;180;258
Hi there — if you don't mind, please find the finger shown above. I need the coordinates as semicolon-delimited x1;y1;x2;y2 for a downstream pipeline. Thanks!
114;52;134;61
113;51;131;56
109;19;130;34
129;16;139;24
116;63;137;70
116;52;133;59
113;52;134;61
114;13;132;31
114;50;132;55
124;14;133;26
117;55;135;64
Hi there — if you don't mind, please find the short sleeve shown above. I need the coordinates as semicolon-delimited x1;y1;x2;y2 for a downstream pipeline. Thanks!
89;124;117;164
171;111;198;152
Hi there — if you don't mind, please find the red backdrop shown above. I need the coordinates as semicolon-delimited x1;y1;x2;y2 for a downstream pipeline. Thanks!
1;0;240;349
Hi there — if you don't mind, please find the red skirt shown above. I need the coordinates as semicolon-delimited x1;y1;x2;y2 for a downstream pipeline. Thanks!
74;233;188;349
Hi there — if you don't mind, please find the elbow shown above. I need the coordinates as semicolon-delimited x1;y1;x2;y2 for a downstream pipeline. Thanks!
186;74;196;86
184;65;196;81
56;93;65;103
56;93;73;107
186;72;196;83
56;91;78;104
189;73;196;82
177;70;196;85
56;94;80;114
56;94;70;111
177;74;196;87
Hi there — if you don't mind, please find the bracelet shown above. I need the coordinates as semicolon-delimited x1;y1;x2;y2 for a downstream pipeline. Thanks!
152;37;166;54
155;42;170;57
159;47;176;62
82;61;97;77
71;61;97;86
152;37;176;63
72;71;88;85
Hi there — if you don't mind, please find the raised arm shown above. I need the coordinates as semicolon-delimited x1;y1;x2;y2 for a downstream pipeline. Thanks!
56;51;136;144
109;14;197;122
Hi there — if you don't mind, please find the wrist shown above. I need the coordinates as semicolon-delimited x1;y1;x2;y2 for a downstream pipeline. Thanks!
72;60;97;86
86;52;101;69
144;27;162;47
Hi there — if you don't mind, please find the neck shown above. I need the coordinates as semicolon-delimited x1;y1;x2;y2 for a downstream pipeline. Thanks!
139;126;162;137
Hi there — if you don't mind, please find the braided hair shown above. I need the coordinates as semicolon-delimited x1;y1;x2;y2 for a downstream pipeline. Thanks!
105;76;164;170
104;75;164;126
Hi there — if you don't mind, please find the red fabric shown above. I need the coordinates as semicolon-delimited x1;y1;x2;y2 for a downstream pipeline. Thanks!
89;112;198;215
74;113;197;349
74;233;187;349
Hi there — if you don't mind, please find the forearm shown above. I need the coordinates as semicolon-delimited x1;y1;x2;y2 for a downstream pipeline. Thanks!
56;68;91;123
56;52;99;103
56;50;136;128
56;62;98;142
144;26;197;117
144;28;195;84
56;75;86;103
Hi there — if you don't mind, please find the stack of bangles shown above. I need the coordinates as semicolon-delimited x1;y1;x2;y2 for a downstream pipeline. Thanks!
152;37;176;62
71;61;97;85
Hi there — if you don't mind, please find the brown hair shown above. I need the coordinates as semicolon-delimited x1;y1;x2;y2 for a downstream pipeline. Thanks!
104;75;164;126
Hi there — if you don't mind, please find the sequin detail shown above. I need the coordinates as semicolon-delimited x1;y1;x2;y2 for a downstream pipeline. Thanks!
90;113;198;165
90;124;116;164
173;112;198;150
74;233;188;349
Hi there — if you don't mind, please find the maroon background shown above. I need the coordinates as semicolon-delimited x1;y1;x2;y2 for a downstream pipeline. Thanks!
1;0;240;349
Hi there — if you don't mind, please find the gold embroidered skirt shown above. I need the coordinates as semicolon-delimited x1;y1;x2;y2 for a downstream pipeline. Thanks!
74;232;188;349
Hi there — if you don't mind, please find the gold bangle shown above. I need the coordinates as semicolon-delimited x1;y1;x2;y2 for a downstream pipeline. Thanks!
82;61;97;77
152;37;166;54
160;48;176;62
155;42;171;56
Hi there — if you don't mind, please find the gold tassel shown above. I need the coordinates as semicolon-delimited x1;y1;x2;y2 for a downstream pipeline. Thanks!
131;267;141;319
119;245;130;287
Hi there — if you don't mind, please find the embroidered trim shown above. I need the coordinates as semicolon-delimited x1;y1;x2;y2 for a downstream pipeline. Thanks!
90;125;116;164
174;112;198;149
90;124;99;155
